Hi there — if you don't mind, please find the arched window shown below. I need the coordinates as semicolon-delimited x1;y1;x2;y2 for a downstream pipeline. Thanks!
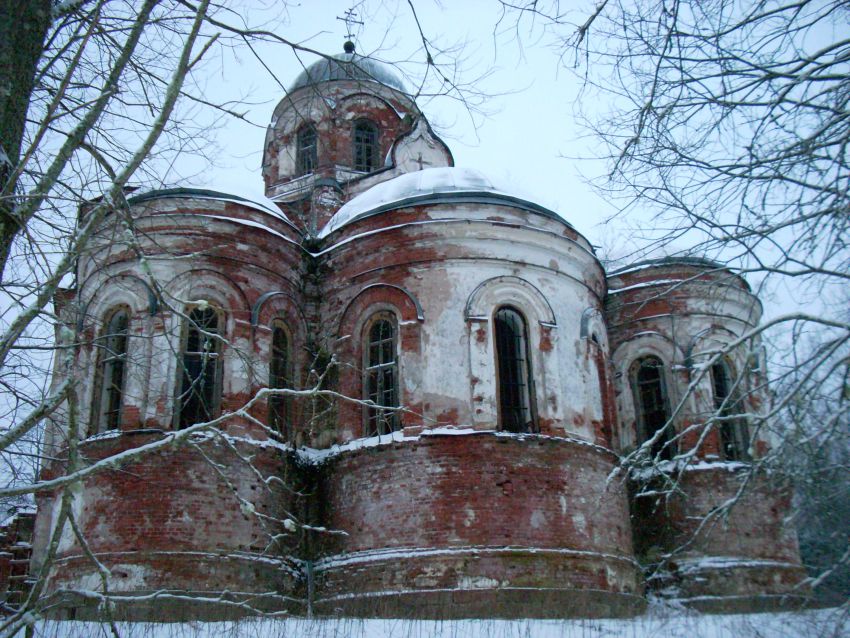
494;306;535;433
631;356;673;460
364;315;399;436
177;307;222;429
296;124;317;175
268;320;291;438
90;307;130;435
353;120;379;172
710;359;751;461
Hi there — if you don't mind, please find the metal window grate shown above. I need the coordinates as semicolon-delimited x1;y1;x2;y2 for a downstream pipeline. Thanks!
365;318;399;436
353;121;379;172
269;322;290;438
297;125;317;175
494;307;534;433
91;308;129;435
634;356;673;460
711;360;751;461
178;307;221;429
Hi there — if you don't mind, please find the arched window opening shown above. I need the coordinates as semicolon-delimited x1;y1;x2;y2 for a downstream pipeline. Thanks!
632;356;673;460
364;316;399;436
296;124;318;175
494;306;535;433
353;120;379;172
90;307;130;435
177;307;222;429
268;321;291;438
711;359;751;461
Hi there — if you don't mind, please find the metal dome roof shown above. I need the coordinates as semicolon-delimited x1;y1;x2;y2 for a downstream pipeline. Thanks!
289;52;409;94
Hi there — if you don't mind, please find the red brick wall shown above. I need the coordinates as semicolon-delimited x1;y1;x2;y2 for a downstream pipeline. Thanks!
311;433;642;616
631;466;808;607
40;432;302;607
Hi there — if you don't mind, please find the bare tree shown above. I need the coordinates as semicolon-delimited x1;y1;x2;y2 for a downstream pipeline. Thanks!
0;1;225;629
502;0;850;604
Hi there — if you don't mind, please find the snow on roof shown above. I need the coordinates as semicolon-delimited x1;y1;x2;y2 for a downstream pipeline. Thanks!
319;167;568;239
608;257;754;294
128;187;295;229
610;256;726;276
607;279;686;294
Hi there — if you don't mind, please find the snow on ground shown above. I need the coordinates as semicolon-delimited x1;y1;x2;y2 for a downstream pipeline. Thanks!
22;606;848;638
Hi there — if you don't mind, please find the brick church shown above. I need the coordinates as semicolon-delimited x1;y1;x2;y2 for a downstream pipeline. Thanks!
27;44;807;619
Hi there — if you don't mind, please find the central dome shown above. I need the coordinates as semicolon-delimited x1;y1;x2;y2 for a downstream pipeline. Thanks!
289;51;409;94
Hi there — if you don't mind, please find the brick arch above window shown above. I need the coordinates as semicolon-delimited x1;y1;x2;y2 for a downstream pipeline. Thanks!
611;335;684;402
684;325;747;371
252;290;308;334
78;273;158;333
272;101;331;141
465;276;556;327
334;92;406;118
337;283;423;338
611;332;685;372
164;268;251;319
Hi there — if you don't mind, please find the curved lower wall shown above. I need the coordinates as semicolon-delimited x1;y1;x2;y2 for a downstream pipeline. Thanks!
39;432;304;620
33;432;811;619
631;465;809;612
312;433;644;618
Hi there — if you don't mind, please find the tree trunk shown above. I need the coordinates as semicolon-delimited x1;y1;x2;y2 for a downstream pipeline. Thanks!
0;0;51;280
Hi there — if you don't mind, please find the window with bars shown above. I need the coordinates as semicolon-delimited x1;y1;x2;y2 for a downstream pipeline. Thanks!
364;316;399;436
177;307;222;429
90;307;129;435
494;306;535;433
710;359;751;461
296;124;317;175
268;320;291;438
353;120;379;172
631;356;674;460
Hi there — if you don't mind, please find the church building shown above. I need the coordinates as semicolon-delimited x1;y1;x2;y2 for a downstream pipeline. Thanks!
29;45;808;620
